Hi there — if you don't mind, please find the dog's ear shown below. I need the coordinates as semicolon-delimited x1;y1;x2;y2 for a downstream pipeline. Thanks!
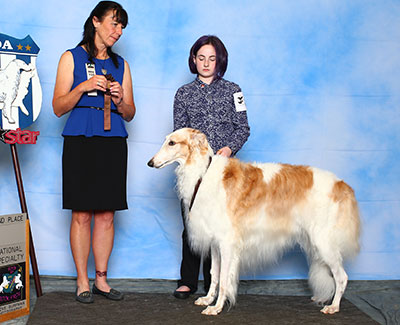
190;129;208;152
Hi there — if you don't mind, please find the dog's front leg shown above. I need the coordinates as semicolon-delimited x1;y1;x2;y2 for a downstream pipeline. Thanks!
195;246;220;306
201;245;235;316
3;101;15;124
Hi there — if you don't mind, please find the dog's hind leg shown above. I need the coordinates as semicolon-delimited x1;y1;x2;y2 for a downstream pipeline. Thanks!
320;260;348;314
195;246;220;306
201;244;239;316
311;242;348;314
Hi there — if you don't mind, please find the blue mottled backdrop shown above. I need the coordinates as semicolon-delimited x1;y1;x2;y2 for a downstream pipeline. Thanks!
0;0;399;280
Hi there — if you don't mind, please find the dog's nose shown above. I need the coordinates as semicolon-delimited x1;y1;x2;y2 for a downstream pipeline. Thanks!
147;158;154;168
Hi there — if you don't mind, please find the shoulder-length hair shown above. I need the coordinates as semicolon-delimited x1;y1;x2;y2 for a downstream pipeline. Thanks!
78;1;128;68
188;35;228;80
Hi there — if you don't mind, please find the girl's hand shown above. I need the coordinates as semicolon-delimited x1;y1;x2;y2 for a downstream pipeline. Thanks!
109;81;124;106
216;147;232;157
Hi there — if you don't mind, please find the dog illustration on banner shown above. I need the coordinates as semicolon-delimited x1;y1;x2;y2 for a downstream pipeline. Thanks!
0;59;34;124
0;33;42;130
0;268;23;294
148;128;361;316
0;275;10;293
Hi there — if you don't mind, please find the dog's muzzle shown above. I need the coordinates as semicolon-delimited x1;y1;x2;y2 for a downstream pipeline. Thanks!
147;157;173;169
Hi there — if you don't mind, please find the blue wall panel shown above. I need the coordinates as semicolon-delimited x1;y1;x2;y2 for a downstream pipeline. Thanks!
0;0;399;280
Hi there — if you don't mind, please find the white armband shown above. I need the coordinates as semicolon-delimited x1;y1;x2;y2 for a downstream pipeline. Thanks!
233;92;247;112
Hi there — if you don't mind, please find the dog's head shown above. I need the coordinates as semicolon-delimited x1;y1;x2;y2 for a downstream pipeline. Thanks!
10;59;33;72
147;128;211;169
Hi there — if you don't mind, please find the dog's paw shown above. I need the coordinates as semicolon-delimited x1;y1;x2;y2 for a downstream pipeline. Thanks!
201;306;222;316
320;304;340;314
195;296;214;306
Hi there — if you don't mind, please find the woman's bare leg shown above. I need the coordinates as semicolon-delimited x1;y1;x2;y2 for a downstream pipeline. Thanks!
70;210;92;295
92;210;115;292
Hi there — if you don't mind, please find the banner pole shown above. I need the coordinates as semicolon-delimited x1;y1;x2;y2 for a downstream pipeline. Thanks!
10;143;43;297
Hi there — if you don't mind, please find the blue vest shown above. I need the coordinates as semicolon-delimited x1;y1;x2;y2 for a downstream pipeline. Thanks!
62;46;128;137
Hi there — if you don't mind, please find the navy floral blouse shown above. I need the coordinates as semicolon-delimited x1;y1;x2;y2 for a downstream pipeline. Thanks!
173;77;250;155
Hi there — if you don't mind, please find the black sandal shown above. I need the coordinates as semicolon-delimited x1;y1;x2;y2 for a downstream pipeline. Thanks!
173;289;191;299
92;283;124;301
173;285;195;299
76;288;94;304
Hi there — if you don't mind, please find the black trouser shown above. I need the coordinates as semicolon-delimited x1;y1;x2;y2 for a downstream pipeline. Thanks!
177;200;211;293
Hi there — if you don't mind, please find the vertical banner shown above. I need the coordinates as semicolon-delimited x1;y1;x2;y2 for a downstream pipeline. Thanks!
0;213;29;322
0;33;42;131
0;33;43;302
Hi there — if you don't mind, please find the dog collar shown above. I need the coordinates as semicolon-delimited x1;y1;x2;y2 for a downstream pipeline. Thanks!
189;156;212;211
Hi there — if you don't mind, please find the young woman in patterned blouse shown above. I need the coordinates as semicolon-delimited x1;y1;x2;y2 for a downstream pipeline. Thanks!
173;35;250;299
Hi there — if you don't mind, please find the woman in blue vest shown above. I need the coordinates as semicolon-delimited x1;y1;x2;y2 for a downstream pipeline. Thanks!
52;1;135;303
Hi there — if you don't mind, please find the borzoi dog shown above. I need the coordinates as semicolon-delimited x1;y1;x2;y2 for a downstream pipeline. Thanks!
0;275;10;293
0;59;33;123
148;128;360;316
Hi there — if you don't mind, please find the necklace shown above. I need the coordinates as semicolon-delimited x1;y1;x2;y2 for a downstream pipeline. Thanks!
98;58;107;75
97;52;109;75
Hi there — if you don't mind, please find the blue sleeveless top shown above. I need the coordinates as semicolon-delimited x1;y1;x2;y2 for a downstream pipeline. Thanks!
62;46;128;137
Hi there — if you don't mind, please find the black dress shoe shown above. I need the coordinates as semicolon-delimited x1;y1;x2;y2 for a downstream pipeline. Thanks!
92;284;124;301
76;288;94;304
173;289;191;299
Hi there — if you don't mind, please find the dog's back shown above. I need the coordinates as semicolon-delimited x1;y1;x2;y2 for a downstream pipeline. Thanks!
190;157;359;254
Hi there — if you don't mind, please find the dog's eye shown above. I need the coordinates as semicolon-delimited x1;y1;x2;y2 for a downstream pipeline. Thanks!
168;140;176;146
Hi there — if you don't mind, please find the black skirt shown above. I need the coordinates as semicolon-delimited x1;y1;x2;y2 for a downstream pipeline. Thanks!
62;136;128;211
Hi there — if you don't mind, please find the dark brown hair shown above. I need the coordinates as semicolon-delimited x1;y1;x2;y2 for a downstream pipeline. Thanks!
188;35;228;80
78;1;128;68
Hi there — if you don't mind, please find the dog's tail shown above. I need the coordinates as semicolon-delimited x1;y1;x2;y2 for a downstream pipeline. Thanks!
335;181;361;259
299;232;335;304
308;261;336;304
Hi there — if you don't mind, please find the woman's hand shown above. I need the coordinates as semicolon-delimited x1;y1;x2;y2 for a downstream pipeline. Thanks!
109;81;124;106
216;146;232;157
85;74;108;93
112;60;135;121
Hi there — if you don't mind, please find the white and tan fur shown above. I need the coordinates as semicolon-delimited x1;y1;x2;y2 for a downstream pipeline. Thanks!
148;128;361;316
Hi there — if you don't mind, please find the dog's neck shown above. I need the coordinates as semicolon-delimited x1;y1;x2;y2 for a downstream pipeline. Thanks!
175;149;213;207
